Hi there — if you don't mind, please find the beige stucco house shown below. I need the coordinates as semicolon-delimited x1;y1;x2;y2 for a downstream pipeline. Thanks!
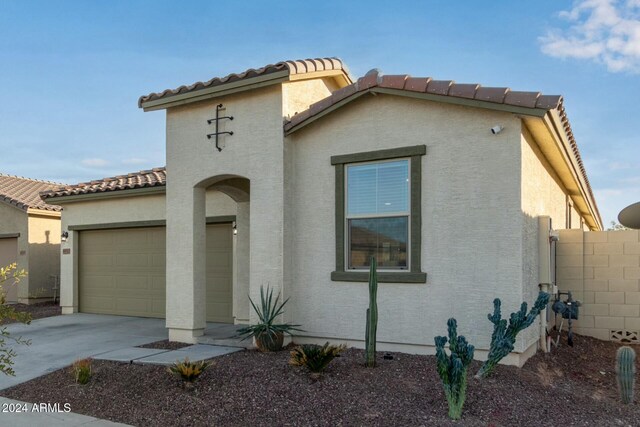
41;58;601;366
0;175;61;303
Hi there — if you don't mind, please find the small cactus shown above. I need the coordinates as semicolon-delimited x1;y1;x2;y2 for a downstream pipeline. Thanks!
365;257;378;368
616;346;636;404
435;318;475;420
476;292;550;378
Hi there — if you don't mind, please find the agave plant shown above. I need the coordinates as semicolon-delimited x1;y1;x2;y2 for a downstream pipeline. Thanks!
168;357;211;384
289;342;346;373
234;285;303;351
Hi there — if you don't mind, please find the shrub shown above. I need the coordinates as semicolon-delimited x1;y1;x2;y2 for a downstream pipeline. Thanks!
72;358;92;385
168;358;211;383
289;342;346;373
234;285;302;352
0;263;30;377
476;292;550;379
435;318;475;420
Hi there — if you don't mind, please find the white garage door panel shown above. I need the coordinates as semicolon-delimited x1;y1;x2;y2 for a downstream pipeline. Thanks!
79;225;233;322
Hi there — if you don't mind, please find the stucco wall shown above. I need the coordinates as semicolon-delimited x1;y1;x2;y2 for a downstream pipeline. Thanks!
519;126;586;350
557;229;640;342
282;78;338;119
165;85;286;340
287;93;527;357
26;212;60;299
0;202;28;301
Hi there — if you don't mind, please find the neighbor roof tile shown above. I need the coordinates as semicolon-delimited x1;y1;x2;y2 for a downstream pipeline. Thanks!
0;175;63;212
41;168;166;200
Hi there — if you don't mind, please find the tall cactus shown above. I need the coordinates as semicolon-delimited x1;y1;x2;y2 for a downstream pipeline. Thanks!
365;256;378;368
435;318;475;420
476;291;550;378
616;346;636;404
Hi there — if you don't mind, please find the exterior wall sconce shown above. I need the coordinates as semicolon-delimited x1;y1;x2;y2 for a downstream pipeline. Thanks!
61;231;69;242
233;222;237;235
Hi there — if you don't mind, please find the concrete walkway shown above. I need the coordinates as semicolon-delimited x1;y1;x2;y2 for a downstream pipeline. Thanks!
0;397;131;426
94;343;242;365
0;313;168;391
0;314;252;426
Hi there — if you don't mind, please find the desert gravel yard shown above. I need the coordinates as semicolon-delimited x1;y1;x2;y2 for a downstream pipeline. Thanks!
0;301;60;325
1;334;639;426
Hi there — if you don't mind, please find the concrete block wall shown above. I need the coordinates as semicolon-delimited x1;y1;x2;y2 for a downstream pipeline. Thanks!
556;229;640;342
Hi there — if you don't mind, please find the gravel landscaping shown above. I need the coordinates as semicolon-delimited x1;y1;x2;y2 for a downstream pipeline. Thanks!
1;333;639;426
138;340;192;351
0;301;60;325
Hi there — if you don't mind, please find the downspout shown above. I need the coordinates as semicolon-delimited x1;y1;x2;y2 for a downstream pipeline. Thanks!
539;282;550;353
537;216;557;353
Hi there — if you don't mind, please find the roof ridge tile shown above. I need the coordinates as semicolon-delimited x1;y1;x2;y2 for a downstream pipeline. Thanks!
139;57;352;107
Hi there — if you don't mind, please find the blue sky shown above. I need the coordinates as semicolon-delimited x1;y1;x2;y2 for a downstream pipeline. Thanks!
0;1;638;227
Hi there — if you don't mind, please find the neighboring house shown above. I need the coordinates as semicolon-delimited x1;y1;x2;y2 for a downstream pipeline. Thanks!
0;175;62;303
41;58;602;366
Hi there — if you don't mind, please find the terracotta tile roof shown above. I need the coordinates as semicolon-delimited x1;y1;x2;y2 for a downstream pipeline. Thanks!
284;70;600;225
40;167;166;200
284;70;564;133
138;58;351;108
0;174;63;212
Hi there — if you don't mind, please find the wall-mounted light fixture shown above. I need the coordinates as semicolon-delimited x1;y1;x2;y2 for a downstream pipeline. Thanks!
490;125;504;135
61;231;69;242
233;222;238;236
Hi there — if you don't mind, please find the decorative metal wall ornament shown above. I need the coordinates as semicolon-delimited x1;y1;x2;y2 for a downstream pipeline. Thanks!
207;104;234;151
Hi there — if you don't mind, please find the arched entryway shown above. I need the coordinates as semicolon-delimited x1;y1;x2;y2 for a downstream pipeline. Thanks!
165;174;250;343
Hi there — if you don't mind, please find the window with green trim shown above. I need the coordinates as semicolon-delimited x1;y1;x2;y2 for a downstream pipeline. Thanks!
331;145;427;283
346;159;409;270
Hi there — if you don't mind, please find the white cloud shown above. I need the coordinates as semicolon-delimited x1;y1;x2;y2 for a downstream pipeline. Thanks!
81;158;109;167
121;158;148;165
540;0;640;73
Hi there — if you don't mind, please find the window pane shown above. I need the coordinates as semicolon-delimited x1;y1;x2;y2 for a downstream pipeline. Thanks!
348;217;408;269
376;161;409;214
347;160;408;215
347;164;377;215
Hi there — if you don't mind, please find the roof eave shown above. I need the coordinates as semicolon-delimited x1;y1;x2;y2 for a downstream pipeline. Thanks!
0;198;28;212
42;185;166;204
284;87;548;136
542;111;602;230
26;207;61;217
140;70;290;112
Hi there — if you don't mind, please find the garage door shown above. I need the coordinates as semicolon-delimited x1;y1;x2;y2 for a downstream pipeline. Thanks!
79;224;233;322
0;237;18;303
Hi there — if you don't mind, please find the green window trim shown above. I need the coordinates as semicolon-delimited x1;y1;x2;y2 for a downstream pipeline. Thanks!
331;145;427;284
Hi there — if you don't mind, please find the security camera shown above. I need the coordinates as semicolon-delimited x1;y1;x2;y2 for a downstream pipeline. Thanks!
491;125;504;134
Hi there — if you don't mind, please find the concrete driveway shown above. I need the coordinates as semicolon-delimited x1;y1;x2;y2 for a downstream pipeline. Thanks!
0;314;167;390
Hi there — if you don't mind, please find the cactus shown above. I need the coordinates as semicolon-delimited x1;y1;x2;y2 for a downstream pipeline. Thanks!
364;257;378;368
616;346;636;404
435;318;475;420
476;291;550;378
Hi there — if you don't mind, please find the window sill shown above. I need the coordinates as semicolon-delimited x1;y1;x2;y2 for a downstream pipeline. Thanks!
330;271;427;283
